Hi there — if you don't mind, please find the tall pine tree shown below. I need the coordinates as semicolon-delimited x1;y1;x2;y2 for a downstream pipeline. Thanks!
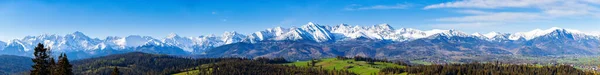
30;43;51;75
57;53;73;75
50;57;59;75
111;67;120;75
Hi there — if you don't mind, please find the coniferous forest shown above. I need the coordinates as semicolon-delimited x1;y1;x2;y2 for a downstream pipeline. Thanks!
0;55;32;74
71;52;244;75
379;63;597;75
29;43;73;75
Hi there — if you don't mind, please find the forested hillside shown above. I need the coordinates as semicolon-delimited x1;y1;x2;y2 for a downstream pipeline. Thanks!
380;62;598;75
71;52;244;75
0;55;32;74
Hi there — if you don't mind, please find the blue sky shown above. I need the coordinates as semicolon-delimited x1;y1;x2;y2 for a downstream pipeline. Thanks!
1;0;599;41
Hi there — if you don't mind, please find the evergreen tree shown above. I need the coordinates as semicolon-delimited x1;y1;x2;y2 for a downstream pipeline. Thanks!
310;59;316;67
30;43;51;75
49;57;59;75
57;53;73;75
111;67;120;75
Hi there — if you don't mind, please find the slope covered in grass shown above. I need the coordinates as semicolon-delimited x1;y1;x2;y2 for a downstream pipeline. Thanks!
286;58;405;75
174;59;355;75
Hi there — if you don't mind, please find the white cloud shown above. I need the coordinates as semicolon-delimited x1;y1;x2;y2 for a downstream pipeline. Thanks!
436;12;544;22
538;1;599;17
345;3;411;10
424;0;559;9
212;12;217;15
455;10;491;14
426;0;600;22
584;0;600;4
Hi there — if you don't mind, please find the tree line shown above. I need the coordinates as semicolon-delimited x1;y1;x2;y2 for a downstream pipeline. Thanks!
379;62;597;75
71;52;249;75
30;43;73;75
336;56;409;66
189;59;356;75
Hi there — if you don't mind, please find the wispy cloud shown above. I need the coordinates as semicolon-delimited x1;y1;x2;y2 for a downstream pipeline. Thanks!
584;0;600;4
455;10;491;15
345;3;411;11
211;11;217;15
425;0;600;25
435;12;544;22
425;0;600;17
424;0;558;9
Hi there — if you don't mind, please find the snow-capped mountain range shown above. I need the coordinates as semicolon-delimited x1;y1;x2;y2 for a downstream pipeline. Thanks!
1;22;599;58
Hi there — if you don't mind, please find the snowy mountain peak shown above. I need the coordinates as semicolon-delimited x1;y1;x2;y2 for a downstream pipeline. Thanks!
396;28;426;38
484;32;501;38
548;27;562;30
444;29;468;36
221;31;246;44
423;29;446;35
222;31;246;39
545;27;583;34
65;31;93;41
70;31;87;37
272;27;288;34
301;22;324;28
591;32;600;37
373;23;394;30
121;35;161;47
222;31;239;36
298;22;334;42
398;28;420;32
274;26;284;30
338;23;350;26
307;22;316;25
509;27;584;40
0;41;6;50
471;32;484;37
23;34;59;40
166;33;180;38
423;29;469;38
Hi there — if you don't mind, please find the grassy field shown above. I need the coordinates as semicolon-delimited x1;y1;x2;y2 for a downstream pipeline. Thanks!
409;60;433;65
173;64;211;75
556;57;600;66
173;70;200;75
286;58;405;75
174;58;407;75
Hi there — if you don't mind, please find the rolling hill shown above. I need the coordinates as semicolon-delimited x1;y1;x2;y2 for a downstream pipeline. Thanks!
71;52;242;75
